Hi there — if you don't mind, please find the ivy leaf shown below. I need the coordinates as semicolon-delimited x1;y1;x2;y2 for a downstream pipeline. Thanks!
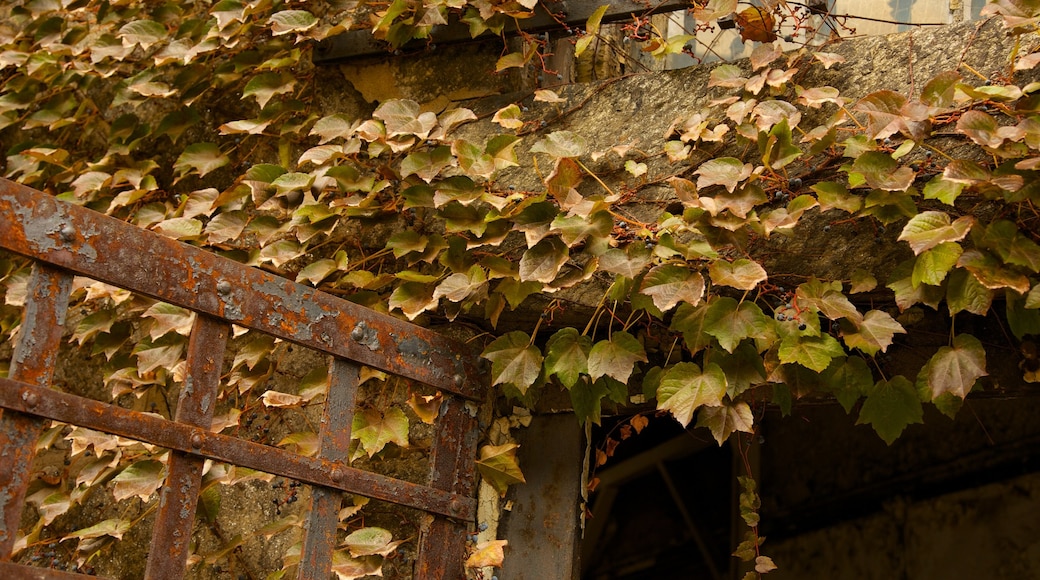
946;268;994;316
911;242;963;288
119;20;167;50
670;301;714;354
588;332;647;384
483;331;542;394
344;527;401;557
639;265;705;312
331;553;383;580
856;376;923;445
850;151;915;191
957;249;1031;293
897;211;974;255
704;297;771;353
923;334;987;399
519;237;569;283
111;459;165;502
476;443;526;497
374;99;436;139
269;10;318;35
696;401;754;445
957;109;1023;148
695;157;752;193
406;392;442;424
708;258;767;290
705;342;766;397
68;518;133;541
575;5;609;58
260;390;304;408
242;72;295;109
821;356;873;413
434;266;487;303
796;278;861;321
920;70;962;108
978;219;1040;273
72;309;115;346
388;281;437;320
778;333;845;372
544;328;591;389
657;362;728;427
492;104;523;129
467;539;508;569
855;90;907;140
841;310;905;356
530;131;587;158
133;333;186;375
922;174;965;205
174;143;229;179
551;210;613;247
352;408;409;457
599;243;652;279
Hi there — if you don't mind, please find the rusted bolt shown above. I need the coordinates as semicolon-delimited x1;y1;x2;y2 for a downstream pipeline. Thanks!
23;391;39;408
453;374;464;387
331;466;346;484
350;322;366;342
216;280;232;295
190;432;204;449
450;498;467;517
59;224;75;242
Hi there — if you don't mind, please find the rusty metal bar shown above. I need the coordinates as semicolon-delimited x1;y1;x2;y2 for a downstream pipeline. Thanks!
0;178;483;401
296;358;360;579
0;561;105;578
0;378;476;521
313;0;691;63
145;315;230;580
0;264;72;558
415;394;480;578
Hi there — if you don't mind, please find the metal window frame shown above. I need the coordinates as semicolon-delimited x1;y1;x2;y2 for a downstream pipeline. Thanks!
0;177;486;579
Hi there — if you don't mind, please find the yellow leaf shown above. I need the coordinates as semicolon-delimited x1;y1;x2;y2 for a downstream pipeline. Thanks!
466;539;508;568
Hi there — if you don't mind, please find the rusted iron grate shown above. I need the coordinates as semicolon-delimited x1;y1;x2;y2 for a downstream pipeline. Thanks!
0;177;486;579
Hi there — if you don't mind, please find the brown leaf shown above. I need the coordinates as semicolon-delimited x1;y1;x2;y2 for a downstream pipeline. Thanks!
735;7;777;43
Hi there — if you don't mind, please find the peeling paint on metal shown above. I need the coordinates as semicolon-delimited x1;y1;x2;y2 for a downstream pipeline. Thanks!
351;320;380;351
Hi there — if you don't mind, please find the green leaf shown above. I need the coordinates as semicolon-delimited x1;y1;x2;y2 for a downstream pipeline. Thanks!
920;70;962;108
599;243;652;279
387;281;436;320
920;334;987;400
856;376;923;445
779;333;845;372
68;518;133;541
352;407;409;457
72;309;115;346
821;356;873;413
483;331;542;394
550;210;613;247
174;143;229;178
1007;289;1040;339
704;297;772;353
696;402;754;445
911;242;963;288
850;151;915;191
519;237;569;283
111;459;165;502
588;332;647;384
705;342;766;397
813;181;862;213
796;278;861;321
897;211;974;255
657;362;728;427
670;301;715;354
841;310;905;356
119;20;167;49
957;249;1031;293
133;333;186;375
344;527;398;557
433;266;487;302
242;72;295;109
530;131;587;158
476;443;526;497
708;258;767;290
269;10;318;35
639;265;705;312
945;268;994;316
575;5;609;58
544;328;591;389
978;219;1040;273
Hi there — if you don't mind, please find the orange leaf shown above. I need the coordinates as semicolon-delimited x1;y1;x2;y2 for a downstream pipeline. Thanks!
735;7;777;43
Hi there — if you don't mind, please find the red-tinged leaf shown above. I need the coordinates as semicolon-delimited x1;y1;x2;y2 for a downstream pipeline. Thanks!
957;109;1024;148
434;266;487;303
588;331;647;384
242;72;295;109
476;443;526;497
708;63;747;88
111;459;165;502
352;407;409;457
854;90;907;140
544;328;591;389
708;258;767;290
551;210;613;247
695;157;752;193
813;181;862;213
756;555;778;573
657;362;728;427
331;552;383;580
841;310;905;356
978;219;1040;273
920;70;962;108
483;331;542;394
704;297;772;353
72;309;115;346
850;269;878;294
466;539;508;568
812;52;845;69
957;249;1031;293
897;211;974;255
696;401;754;445
132;333;186;375
519;237;569;283
599;243;652;279
922;334;987;399
174;143;229;178
639;265;705;311
856;376;923;445
694;0;737;21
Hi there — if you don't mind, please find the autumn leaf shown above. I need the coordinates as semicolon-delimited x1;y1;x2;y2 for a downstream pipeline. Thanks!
696;401;754;445
544;328;591;389
708;258;767;290
467;539;508;568
841;310;906;356
476;443;526;496
921;334;987;399
657;362;728;427
588;332;648;385
483;331;543;394
352;408;409;457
